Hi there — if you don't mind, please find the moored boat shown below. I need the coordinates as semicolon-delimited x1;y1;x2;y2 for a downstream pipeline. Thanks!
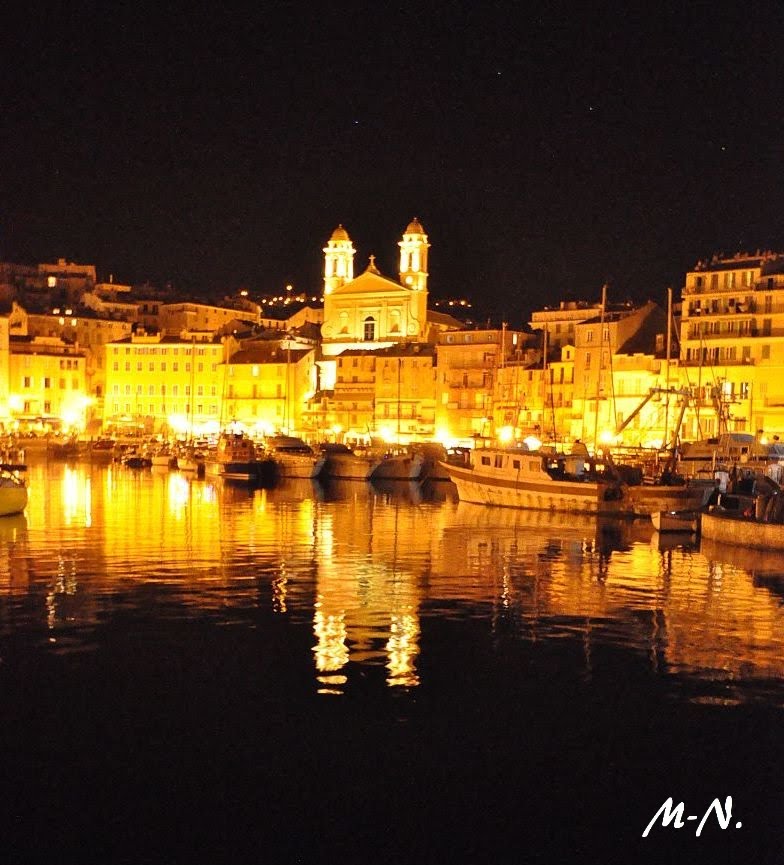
149;442;178;469
122;447;152;469
318;443;382;480
0;467;28;516
88;438;116;463
701;509;784;550
178;446;206;477
651;509;700;533
205;432;275;483
622;480;715;517
439;445;625;514
263;435;325;479
369;449;425;481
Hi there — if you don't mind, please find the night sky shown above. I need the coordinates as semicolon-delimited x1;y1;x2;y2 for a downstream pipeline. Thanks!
1;1;782;325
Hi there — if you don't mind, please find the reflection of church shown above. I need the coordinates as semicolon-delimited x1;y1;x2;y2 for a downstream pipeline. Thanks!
320;218;431;357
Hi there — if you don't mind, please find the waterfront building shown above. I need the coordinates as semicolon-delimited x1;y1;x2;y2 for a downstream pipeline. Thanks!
8;335;88;432
679;251;784;438
529;300;605;351
326;342;437;444
568;300;667;446
493;342;575;444
305;220;459;441
435;327;530;444
223;337;317;436
16;305;133;429
103;331;224;437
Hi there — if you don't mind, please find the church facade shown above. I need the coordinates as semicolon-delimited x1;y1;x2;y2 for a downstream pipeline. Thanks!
320;218;431;356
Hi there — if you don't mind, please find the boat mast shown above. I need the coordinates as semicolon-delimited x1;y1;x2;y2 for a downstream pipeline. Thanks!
663;286;672;453
592;284;607;454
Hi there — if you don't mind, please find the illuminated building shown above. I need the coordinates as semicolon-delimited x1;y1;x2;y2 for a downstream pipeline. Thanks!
435;327;529;444
103;331;224;436
18;305;133;430
680;252;784;438
328;343;436;444
8;335;88;432
320;219;430;359
223;338;317;436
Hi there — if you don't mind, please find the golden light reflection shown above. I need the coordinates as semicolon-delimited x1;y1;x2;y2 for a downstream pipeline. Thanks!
167;472;191;516
386;609;420;687
272;563;288;613
61;466;91;527
313;595;349;675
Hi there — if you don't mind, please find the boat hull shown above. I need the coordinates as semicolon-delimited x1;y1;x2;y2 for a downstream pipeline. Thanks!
0;485;27;517
623;483;713;517
701;511;784;550
443;462;623;515
271;454;326;479
370;452;425;481
651;510;699;533
322;453;382;480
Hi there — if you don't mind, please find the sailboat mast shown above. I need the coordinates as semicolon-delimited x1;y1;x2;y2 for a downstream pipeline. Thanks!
592;284;607;453
663;286;672;451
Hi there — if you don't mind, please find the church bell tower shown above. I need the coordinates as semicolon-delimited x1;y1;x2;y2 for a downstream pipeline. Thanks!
398;217;429;292
323;225;355;295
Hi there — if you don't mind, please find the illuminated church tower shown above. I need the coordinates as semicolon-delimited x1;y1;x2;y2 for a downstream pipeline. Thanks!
398;217;429;293
323;225;356;296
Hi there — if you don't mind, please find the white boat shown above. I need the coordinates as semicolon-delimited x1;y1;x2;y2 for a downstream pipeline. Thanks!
149;443;177;469
0;468;28;516
439;446;625;514
178;446;206;477
263;435;326;479
650;510;699;533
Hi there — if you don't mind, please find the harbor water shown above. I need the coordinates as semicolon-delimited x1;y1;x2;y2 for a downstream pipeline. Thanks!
0;460;783;864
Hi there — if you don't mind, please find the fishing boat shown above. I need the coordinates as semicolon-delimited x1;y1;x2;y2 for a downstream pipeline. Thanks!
0;468;28;516
650;509;700;533
263;435;326;479
439;445;625;514
205;432;275;483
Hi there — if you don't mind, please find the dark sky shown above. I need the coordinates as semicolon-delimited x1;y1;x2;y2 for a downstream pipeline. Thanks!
1;0;782;325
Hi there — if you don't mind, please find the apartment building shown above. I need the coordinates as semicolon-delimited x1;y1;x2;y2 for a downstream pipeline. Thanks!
680;252;784;437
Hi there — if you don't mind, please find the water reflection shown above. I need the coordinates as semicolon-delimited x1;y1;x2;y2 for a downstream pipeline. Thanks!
4;462;784;695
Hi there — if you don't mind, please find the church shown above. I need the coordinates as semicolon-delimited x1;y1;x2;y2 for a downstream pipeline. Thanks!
320;218;433;356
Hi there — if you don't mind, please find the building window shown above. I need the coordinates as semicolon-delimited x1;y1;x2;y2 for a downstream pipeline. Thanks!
363;317;376;341
23;376;31;388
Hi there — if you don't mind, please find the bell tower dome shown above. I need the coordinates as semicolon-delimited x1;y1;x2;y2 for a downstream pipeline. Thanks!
323;225;355;295
398;217;429;292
